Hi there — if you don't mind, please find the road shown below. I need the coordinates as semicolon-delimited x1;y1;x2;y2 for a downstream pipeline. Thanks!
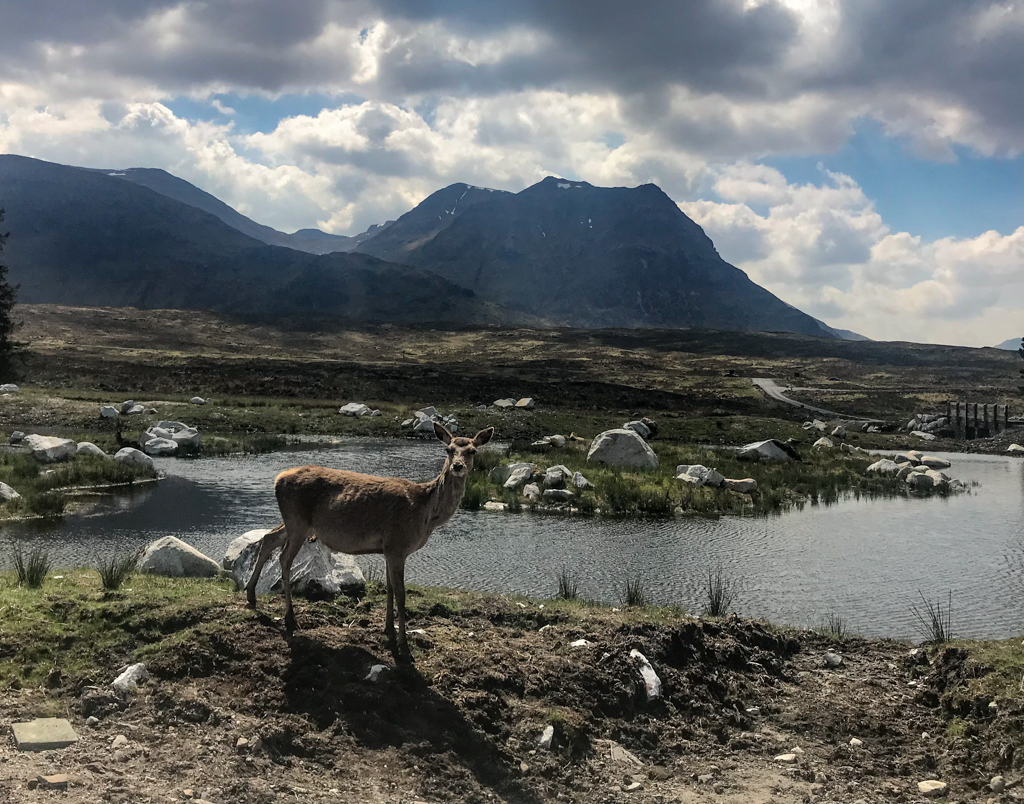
751;378;886;423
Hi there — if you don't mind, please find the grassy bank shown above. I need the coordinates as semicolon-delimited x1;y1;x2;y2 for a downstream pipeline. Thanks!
465;440;935;516
0;452;156;519
0;571;1021;804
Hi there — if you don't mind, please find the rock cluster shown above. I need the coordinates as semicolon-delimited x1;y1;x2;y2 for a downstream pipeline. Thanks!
339;402;382;417
903;412;948;435
139;421;201;456
622;417;658;440
402;406;458;434
874;451;965;492
493;397;535;409
676;464;757;494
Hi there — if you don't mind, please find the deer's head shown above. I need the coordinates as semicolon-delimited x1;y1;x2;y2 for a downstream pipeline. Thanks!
434;423;494;477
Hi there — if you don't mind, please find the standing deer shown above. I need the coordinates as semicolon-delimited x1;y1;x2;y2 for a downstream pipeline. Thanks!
245;422;493;658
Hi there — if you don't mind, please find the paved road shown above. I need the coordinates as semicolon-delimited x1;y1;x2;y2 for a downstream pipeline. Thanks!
751;378;886;423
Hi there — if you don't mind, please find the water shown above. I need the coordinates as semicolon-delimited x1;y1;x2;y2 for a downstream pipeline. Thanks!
1;441;1022;640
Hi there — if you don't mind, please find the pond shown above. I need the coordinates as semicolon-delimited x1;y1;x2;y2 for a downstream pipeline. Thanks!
1;440;1022;640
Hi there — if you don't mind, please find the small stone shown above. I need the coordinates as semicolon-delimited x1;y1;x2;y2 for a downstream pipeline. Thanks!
622;781;642;792
822;651;844;668
569;638;593;648
698;774;714;783
774;753;798;763
519;761;530;773
236;736;249;751
110;734;128;748
917;780;948;798
790;746;804;754
37;774;69;790
364;664;389;682
538;725;554;750
250;736;262;753
991;776;1006;793
814;772;827;784
849;737;863;747
921;732;930;739
11;718;79;751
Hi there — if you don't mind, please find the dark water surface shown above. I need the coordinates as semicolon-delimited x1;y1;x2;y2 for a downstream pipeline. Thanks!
2;441;1022;640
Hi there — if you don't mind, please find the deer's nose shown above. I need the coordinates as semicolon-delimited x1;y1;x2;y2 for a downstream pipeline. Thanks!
452;462;466;473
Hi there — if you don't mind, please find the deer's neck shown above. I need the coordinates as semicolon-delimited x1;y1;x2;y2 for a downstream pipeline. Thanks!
426;463;468;529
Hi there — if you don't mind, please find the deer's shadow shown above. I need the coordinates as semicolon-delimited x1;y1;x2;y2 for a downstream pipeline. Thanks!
279;633;544;804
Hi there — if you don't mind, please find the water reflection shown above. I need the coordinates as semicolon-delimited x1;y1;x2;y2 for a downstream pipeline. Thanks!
1;442;1021;640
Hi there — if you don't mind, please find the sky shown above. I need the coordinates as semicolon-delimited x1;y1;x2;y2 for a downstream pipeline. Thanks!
0;1;1023;347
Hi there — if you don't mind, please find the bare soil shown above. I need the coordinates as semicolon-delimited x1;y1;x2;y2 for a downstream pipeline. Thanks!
2;587;1019;804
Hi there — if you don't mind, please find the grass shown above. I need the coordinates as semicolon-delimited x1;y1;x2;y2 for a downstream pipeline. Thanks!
702;565;737;617
620;576;649;608
910;591;953;644
556;567;580;600
13;547;50;588
96;550;142;591
820;609;850;642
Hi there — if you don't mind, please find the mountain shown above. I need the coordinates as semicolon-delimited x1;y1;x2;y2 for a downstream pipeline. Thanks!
92;167;365;255
815;319;871;341
995;337;1022;351
355;176;833;336
356;183;514;262
0;155;523;323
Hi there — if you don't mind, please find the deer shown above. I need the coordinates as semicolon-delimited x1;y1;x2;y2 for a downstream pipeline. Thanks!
245;422;494;659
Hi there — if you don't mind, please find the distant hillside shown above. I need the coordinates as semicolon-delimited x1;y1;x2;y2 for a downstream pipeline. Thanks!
995;337;1022;351
815;319;871;341
356;176;834;336
93;167;369;255
0;155;525;324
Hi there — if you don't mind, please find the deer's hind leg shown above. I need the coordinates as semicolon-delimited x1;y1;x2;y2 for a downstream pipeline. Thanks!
386;553;411;661
279;523;307;634
245;524;287;608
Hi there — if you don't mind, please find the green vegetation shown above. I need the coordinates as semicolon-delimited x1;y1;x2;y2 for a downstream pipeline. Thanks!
96;549;142;591
702;565;737;617
13;547;50;588
466;440;919;518
819;609;850;642
911;591;954;644
620;576;649;607
556;566;580;601
0;452;156;520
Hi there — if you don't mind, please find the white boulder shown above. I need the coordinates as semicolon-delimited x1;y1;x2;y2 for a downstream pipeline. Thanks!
516;398;536;409
100;405;119;418
493;398;516;408
813;437;834;449
114;447;154;469
543;488;574;502
125;404;145;416
170;427;200;449
119;400;136;414
920;455;951;469
831;425;847;438
737;440;792;462
586;429;659;470
542;465;572;489
143;437;178;456
1008;444;1024;456
155;420;190;432
339;402;372;417
503;463;534;490
724;477;758;494
866;459;900;474
623;420;651;439
413;418;437;435
24;434;78;463
629;649;662;701
222;528;271;571
0;383;19;393
76;442;106;458
0;481;22;501
190;396;207;405
140;536;220;577
911;431;937;441
233;536;365;597
676;465;724;488
523;483;542;501
895;451;923;465
572;471;594;490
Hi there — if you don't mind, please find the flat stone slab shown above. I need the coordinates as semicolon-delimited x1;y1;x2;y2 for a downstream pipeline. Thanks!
12;717;79;751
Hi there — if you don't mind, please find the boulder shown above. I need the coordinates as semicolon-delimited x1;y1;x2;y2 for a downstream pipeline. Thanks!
586;429;659;470
811;419;827;432
831;425;847;438
147;427;173;440
547;434;567;447
222;529;271;571
917;781;948;798
119;400;136;415
143;438;178;456
155;420;190;432
125;404;145;416
896;465;915;480
190;396;207;405
867;425;881;433
76;442;106;458
140;536;220;577
542;465;572;489
170;427;201;449
1008;444;1024;456
640;417;659;437
724;477;757;494
0;383;18;393
416;406;439;420
920;455;951;469
0;481;22;501
813;437;834;449
543;488;574;502
523;483;542;501
232;537;364;597
894;451;923;465
906;472;936;490
623;420;651;439
503;463;534;490
24;434;77;463
911;431;937;441
515;397;536;409
866;459;900;474
339;402;372;417
676;465;725;488
114;447;154;469
488;464;512;485
99;406;119;418
736;440;793;462
572;471;594;490
493;398;516;408
413;418;437;435
9;431;24;444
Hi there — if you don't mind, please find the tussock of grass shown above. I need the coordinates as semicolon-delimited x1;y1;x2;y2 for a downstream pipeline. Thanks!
13;547;50;588
911;591;953;644
620;576;649;607
702;565;737;617
96;550;142;591
819;609;850;642
556;567;580;600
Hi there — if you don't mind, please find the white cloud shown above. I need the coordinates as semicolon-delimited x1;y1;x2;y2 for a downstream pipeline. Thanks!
681;165;1024;346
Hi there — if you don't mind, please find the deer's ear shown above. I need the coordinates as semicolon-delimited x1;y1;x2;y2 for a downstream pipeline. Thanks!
433;421;453;445
473;427;494;447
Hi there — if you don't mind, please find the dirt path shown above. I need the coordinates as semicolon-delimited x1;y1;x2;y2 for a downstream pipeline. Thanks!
0;588;1013;804
751;378;885;423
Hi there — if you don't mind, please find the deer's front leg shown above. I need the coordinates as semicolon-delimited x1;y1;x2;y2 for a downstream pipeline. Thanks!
391;558;409;660
384;558;396;640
